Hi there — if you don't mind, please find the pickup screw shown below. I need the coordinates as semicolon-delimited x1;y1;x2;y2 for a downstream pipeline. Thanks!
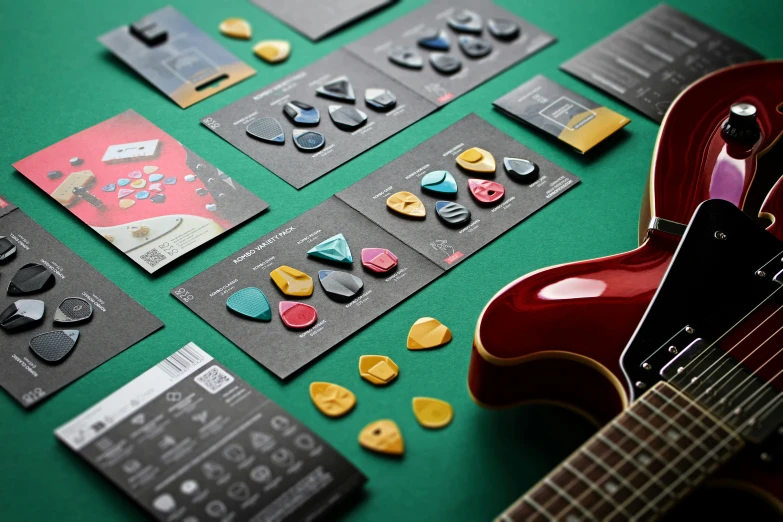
685;326;694;334
642;363;652;371
756;270;767;278
635;381;647;389
760;452;772;463
715;231;727;240
669;345;679;355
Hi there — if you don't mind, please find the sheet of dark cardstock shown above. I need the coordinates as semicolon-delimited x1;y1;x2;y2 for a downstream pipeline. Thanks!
252;0;397;41
337;114;580;269
560;4;763;122
345;0;556;106
171;198;442;378
55;343;366;522
0;196;163;408
202;50;437;189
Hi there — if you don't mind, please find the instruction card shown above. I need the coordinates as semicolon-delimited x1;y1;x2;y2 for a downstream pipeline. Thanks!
55;343;366;522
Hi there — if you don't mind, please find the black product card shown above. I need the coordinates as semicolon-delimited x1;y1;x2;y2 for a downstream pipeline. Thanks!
171;198;441;378
493;75;631;154
252;0;397;41
345;0;555;106
202;50;437;189
337;113;580;269
561;4;763;122
55;343;366;521
0;194;163;408
100;6;256;109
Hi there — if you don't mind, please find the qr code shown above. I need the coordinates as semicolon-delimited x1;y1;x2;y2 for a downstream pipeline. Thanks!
194;365;235;394
140;248;166;267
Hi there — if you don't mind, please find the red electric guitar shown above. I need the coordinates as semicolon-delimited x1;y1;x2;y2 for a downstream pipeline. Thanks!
469;61;783;426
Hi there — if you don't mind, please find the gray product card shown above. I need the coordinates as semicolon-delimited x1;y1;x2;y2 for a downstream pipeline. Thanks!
100;6;256;109
171;198;442;378
337;114;580;269
55;343;366;521
252;0;397;41
0;194;163;408
202;49;437;189
345;0;556;106
561;4;763;122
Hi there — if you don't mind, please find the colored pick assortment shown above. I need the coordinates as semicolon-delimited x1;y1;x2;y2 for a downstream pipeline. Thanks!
270;266;314;296
468;179;505;204
412;397;453;429
420;170;457;195
307;233;353;264
457;147;496;174
359;355;399;385
279;301;317;329
361;248;398;273
387;191;426;218
310;382;356;418
319;270;364;302
226;287;272;321
220;18;252;39
407;317;452;350
254;40;291;63
359;420;404;456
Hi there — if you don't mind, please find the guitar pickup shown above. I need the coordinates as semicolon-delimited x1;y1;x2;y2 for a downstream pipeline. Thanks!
639;325;699;376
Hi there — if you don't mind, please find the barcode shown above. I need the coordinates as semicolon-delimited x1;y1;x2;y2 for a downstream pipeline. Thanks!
141;248;166;267
157;344;205;379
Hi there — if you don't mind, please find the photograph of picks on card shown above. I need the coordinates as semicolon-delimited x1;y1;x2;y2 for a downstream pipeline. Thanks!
202;49;437;189
13;110;269;274
336;114;580;270
345;0;556;106
171;197;442;379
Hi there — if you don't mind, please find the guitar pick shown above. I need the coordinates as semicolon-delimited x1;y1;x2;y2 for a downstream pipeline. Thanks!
226;287;272;321
387;191;426;218
361;248;398;274
412;397;453;429
468;179;505;204
316;76;356;102
429;53;462;75
364;88;397;111
328;105;367;131
388;46;424;69
143;166;158;174
148;183;163;192
488;18;520;40
117;178;131;187
0;236;17;261
283;101;320;126
29;330;79;363
0;299;45;331
435;201;471;227
504;157;539;183
130;179;146;189
129;225;150;238
407;317;452;350
270;266;313;296
163;177;177;185
119;199;135;209
421;170;457;195
184;174;196;182
458;35;493;59
196;188;208;197
418;28;450;50
69;157;83;167
319;270;363;302
253;40;291;63
307;234;353;264
310;382;356;418
279;301;317;329
136;191;150;200
149;174;164;182
447;9;482;33
54;297;93;325
118;188;134;199
8;263;55;295
128;170;143;179
359;420;404;456
102;184;116;192
247;117;285;144
456;147;496;174
206;203;217;212
220;18;252;39
47;170;63;180
292;129;326;152
359;355;399;385
151;194;166;203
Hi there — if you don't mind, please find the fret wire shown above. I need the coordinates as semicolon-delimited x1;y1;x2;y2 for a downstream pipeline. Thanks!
522;494;556;520
609;420;671;491
626;406;698;464
543;477;596;522
648;387;711;433
562;461;627;516
652;385;739;440
581;444;639;506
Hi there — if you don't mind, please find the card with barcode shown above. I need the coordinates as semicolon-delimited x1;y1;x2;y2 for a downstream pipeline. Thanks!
55;343;367;521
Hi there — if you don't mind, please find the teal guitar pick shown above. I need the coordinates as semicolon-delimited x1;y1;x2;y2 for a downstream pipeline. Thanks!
421;170;457;195
226;287;272;321
307;233;353;264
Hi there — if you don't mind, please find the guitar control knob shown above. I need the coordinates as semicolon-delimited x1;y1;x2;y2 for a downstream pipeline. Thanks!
722;103;760;144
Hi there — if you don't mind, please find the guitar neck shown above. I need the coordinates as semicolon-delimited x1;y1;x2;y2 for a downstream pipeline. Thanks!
498;381;745;522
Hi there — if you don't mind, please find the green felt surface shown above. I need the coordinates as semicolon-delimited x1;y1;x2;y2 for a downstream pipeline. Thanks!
1;1;781;520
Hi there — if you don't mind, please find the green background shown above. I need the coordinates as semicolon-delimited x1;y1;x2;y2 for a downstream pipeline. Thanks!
1;1;781;520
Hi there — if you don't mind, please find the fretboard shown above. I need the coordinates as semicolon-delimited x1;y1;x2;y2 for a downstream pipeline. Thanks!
498;381;744;522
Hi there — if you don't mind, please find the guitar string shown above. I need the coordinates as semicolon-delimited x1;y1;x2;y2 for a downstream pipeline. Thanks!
539;292;783;521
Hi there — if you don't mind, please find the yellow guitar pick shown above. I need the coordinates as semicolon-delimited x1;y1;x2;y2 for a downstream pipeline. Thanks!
407;317;452;350
456;147;496;174
271;266;314;296
220;18;252;40
309;382;356;418
254;40;291;63
359;355;399;385
412;397;453;429
359;420;404;455
386;191;426;218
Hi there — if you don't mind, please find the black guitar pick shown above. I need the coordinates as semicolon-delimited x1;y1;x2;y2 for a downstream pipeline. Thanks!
54;297;93;325
29;330;79;363
0;299;45;331
0;236;16;262
8;263;55;295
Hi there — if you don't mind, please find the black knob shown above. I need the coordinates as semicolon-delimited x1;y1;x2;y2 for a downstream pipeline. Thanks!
722;102;760;144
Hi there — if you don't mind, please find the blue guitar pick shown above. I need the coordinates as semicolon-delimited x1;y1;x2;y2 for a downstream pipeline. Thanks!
117;178;130;187
102;184;116;192
149;174;164;182
421;170;457;195
227;287;272;321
